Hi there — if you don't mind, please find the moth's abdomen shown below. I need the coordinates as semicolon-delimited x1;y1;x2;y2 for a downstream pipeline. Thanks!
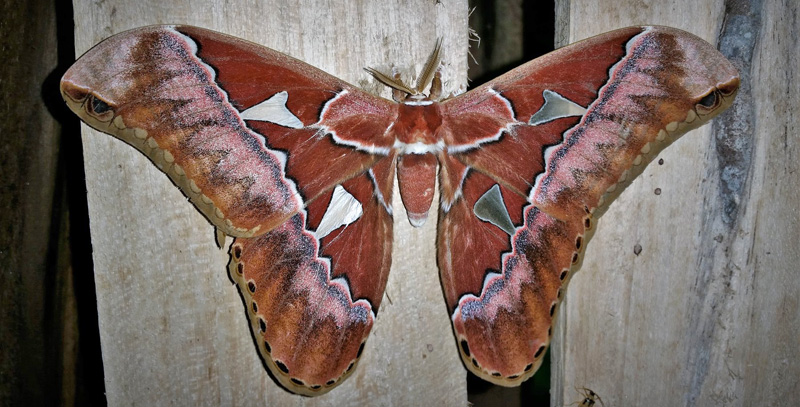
397;153;438;226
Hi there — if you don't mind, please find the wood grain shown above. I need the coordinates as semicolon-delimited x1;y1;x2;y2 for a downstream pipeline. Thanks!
552;1;800;406
72;0;469;404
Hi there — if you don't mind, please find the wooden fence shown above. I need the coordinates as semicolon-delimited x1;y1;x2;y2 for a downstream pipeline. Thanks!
38;0;800;405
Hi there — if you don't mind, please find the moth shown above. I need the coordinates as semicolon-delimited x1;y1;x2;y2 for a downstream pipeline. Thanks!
61;25;738;396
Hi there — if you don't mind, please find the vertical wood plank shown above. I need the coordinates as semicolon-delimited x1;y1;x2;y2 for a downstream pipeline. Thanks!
552;1;799;406
72;0;469;404
738;0;800;404
0;0;65;405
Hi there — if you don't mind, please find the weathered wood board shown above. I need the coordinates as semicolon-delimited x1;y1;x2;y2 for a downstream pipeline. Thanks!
552;1;800;406
72;0;469;405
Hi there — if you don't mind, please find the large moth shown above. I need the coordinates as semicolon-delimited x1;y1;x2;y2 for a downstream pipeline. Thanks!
61;25;738;396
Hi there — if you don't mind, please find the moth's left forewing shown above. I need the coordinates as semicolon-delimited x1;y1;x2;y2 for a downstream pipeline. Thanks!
61;25;398;237
437;26;739;385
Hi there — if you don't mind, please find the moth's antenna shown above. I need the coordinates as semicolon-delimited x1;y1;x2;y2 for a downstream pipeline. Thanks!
415;38;443;93
365;66;418;95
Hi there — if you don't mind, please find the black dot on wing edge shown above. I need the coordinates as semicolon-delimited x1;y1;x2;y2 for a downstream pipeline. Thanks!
276;360;289;374
460;339;471;357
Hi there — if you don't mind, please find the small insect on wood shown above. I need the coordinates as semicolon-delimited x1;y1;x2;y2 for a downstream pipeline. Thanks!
62;25;738;395
570;387;605;407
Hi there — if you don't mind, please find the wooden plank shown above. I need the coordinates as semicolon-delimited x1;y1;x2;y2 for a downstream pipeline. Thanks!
552;1;800;406
0;0;65;405
72;0;469;404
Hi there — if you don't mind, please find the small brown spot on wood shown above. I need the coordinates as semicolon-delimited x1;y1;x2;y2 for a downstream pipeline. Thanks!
634;244;642;256
658;158;664;165
654;188;661;195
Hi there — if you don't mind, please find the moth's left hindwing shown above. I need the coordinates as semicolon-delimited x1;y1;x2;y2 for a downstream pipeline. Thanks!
230;169;394;394
61;25;397;395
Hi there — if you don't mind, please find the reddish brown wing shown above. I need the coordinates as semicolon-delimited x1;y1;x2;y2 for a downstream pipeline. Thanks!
436;26;739;385
61;25;398;395
230;162;394;395
61;25;397;237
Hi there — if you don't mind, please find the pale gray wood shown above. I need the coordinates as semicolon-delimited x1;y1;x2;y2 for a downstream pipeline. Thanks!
552;1;799;406
72;0;469;405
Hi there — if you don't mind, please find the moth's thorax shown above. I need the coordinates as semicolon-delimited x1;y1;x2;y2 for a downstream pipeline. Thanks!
391;101;444;154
